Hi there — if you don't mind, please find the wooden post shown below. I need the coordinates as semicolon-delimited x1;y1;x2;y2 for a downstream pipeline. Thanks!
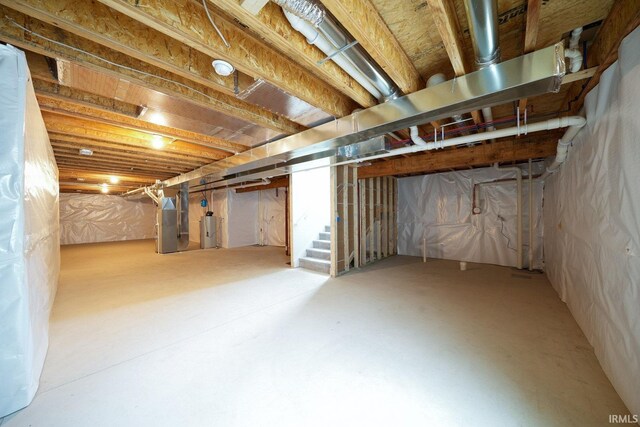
353;168;359;269
343;165;349;272
376;177;381;259
382;176;388;258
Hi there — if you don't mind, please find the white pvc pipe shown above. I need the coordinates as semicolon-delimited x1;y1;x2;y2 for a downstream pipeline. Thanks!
495;163;523;269
541;116;587;179
565;48;583;73
565;27;583;73
283;11;383;100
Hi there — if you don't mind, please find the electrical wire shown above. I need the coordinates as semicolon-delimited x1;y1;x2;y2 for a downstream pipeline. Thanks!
498;215;517;252
202;0;230;48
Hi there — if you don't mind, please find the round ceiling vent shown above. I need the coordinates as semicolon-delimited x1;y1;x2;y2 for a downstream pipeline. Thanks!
212;59;235;76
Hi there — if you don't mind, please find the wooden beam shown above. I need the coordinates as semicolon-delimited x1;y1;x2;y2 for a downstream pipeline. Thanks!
2;0;255;95
234;176;289;193
320;0;422;94
560;67;597;85
59;183;136;193
518;0;543;112
49;133;211;164
358;134;561;178
52;148;196;171
58;169;159;185
427;0;483;125
240;0;269;15
34;81;247;154
95;0;358;117
51;141;207;168
212;1;376;108
56;161;175;178
0;7;303;134
563;0;640;114
42;112;228;160
33;79;139;118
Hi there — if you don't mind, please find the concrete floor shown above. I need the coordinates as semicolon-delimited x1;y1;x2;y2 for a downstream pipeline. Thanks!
1;240;629;426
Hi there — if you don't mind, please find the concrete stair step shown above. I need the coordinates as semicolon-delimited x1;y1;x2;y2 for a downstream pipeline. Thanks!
324;225;330;232
318;231;330;240
299;257;330;274
306;248;330;260
312;240;331;250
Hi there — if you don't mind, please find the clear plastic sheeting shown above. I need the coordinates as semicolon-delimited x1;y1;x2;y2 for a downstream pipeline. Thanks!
543;27;640;416
259;188;286;247
0;45;60;417
397;164;544;269
59;194;155;245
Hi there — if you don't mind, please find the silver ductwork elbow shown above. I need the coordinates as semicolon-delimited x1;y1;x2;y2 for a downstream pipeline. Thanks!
464;0;501;69
275;0;400;102
272;0;326;27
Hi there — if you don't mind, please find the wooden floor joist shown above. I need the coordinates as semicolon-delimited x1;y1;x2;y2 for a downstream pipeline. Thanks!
35;82;247;154
358;135;561;178
0;7;304;134
320;0;423;95
95;0;358;118
42;112;230;160
562;0;640;114
213;1;376;108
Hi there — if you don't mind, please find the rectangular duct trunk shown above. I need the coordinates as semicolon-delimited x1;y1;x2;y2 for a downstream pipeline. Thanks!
166;43;565;189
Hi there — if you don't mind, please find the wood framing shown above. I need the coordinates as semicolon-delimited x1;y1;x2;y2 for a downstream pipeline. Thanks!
358;135;561;178
357;176;396;267
213;1;376;108
234;176;289;193
321;0;422;94
427;0;483;124
518;0;543;112
42;112;228;161
563;0;640;114
0;7;303;134
35;83;246;153
94;0;358;117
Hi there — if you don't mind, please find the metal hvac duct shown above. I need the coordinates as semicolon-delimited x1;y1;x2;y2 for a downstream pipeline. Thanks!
464;0;501;130
163;43;566;189
463;0;501;69
274;0;400;102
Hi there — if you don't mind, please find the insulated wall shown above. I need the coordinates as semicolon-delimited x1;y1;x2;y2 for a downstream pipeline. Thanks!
0;46;59;417
397;165;544;269
543;28;640;416
59;194;155;245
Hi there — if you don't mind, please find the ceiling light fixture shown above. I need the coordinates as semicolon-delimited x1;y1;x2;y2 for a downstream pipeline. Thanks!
109;176;120;184
151;135;165;149
100;183;109;194
147;112;167;126
79;148;93;156
212;59;234;77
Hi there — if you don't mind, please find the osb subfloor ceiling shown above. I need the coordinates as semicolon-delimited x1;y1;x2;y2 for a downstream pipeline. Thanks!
0;0;634;194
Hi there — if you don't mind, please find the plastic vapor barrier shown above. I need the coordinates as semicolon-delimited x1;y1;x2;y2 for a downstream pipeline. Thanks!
227;190;259;248
0;45;60;417
59;194;155;245
259;188;286;247
398;164;544;269
543;27;640;416
189;187;285;249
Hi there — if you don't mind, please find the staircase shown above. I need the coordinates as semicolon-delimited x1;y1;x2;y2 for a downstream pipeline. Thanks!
299;225;331;274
